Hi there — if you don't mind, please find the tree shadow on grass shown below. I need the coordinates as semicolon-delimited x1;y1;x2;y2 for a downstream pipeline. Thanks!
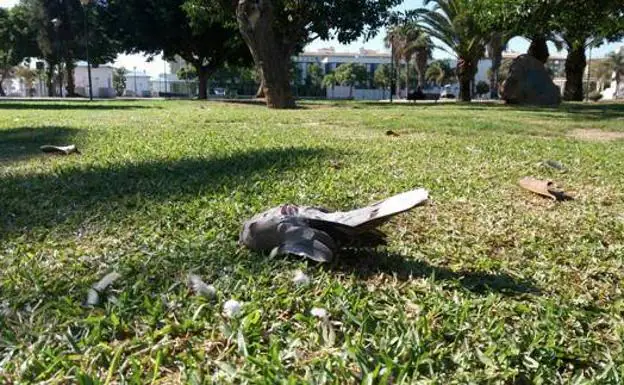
453;102;624;121
332;249;540;296
0;101;159;110
0;146;333;239
0;126;81;162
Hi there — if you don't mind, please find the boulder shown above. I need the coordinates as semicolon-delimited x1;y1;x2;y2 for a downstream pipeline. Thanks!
501;54;561;106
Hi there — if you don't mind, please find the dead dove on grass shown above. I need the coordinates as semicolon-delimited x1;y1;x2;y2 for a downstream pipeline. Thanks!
239;188;429;262
40;144;80;155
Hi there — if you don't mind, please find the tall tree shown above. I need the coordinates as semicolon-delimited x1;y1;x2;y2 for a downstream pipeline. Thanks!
113;67;127;96
0;6;39;96
22;0;118;97
334;62;368;98
384;24;406;98
417;0;489;102
411;31;433;89
231;0;401;108
108;0;251;99
486;32;511;98
554;1;624;101
477;0;624;100
374;64;392;99
425;59;454;86
386;23;431;95
322;72;337;99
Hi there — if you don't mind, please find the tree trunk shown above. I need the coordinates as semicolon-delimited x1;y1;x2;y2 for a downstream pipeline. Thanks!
563;43;586;101
256;79;265;98
457;57;474;102
488;33;503;99
65;60;76;97
416;52;427;89
57;63;64;97
405;57;410;96
197;66;209;100
46;63;55;97
396;61;401;98
0;70;8;96
528;36;549;64
236;0;295;109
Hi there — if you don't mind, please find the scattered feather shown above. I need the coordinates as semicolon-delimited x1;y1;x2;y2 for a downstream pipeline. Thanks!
292;270;310;286
223;299;242;318
187;274;217;299
310;307;328;319
84;272;121;307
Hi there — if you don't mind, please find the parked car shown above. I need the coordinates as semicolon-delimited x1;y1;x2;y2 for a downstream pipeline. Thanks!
440;90;456;99
213;88;226;96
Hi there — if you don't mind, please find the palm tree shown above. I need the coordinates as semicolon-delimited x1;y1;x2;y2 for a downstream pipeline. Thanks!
605;51;624;98
426;60;454;87
384;24;407;98
417;0;489;102
411;32;433;89
322;72;336;99
486;32;511;99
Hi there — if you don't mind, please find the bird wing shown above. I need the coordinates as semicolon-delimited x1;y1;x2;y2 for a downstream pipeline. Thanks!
271;222;336;262
317;188;429;229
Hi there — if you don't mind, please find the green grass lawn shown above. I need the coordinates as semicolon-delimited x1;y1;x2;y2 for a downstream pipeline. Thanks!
1;99;624;384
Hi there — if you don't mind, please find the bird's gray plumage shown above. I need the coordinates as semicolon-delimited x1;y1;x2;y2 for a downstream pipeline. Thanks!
240;188;428;262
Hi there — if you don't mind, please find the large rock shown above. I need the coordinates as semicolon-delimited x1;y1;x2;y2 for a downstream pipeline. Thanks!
501;54;561;106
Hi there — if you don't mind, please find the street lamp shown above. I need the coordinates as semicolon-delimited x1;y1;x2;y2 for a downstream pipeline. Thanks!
80;0;93;101
51;18;63;97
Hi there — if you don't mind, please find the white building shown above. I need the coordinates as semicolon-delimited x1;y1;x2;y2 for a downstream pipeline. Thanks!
74;63;116;98
294;47;493;100
125;71;152;97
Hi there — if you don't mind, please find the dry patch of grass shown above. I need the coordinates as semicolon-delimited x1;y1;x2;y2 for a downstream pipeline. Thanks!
570;128;624;142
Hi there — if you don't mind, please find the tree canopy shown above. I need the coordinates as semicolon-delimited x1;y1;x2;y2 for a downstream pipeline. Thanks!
0;5;39;96
107;0;251;99
231;0;403;108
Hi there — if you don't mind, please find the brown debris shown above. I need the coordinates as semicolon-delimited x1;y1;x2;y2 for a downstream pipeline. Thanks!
519;177;574;201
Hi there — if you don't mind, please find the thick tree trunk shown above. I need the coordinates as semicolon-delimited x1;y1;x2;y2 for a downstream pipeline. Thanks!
57;63;64;97
457;58;475;102
488;33;503;99
65;60;76;97
528;36;549;64
197;66;209;100
563;44;586;101
416;52;427;89
236;0;295;109
46;64;55;97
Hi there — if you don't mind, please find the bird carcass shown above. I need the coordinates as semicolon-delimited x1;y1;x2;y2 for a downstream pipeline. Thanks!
239;188;429;262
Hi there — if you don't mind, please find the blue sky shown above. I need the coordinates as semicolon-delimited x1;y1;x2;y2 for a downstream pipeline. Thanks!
2;0;622;76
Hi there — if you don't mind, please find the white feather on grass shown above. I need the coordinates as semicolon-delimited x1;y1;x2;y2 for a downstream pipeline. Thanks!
187;274;217;299
84;272;121;307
